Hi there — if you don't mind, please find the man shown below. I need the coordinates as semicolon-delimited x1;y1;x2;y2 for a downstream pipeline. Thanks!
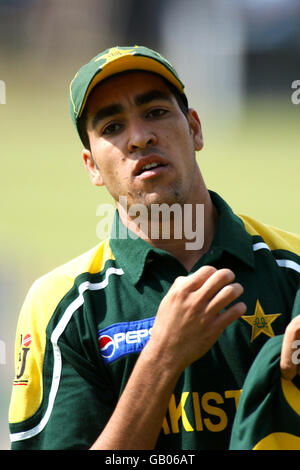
9;46;300;450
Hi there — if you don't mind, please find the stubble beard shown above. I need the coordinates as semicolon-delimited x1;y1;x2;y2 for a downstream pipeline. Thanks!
129;157;198;211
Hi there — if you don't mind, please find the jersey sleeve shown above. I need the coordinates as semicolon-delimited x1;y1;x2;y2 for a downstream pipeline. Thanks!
10;345;115;449
9;242;118;450
229;289;300;450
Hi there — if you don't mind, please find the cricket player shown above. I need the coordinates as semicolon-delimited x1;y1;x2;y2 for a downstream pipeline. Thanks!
9;46;300;450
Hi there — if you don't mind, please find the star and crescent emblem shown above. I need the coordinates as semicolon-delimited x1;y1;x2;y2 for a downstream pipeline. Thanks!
241;300;281;342
95;47;137;65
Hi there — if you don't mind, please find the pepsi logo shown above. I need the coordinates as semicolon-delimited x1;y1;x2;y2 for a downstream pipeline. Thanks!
98;334;115;359
97;317;155;364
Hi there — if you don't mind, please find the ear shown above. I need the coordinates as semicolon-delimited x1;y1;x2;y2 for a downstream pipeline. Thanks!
187;109;204;151
82;149;104;186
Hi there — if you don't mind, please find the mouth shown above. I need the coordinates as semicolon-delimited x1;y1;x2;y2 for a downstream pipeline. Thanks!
134;156;168;178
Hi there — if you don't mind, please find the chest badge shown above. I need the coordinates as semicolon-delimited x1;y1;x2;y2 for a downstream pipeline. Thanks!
241;300;281;342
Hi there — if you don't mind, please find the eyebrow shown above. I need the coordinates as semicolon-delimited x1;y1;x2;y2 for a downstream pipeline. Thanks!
91;89;173;129
135;89;173;107
91;104;123;129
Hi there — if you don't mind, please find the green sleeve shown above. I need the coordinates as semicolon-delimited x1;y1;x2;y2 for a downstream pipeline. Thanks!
229;290;300;450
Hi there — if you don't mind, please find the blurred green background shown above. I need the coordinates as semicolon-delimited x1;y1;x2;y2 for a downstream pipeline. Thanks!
0;0;299;450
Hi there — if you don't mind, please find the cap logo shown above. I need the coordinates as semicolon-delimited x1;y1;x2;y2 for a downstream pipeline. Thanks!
95;47;137;65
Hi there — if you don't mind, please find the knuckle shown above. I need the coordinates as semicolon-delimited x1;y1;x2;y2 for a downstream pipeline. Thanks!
222;282;243;298
219;268;235;283
232;282;244;296
200;265;217;276
171;276;189;298
174;275;186;285
286;316;300;335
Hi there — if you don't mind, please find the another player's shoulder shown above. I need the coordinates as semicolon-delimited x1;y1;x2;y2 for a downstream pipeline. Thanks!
239;214;300;257
23;238;114;316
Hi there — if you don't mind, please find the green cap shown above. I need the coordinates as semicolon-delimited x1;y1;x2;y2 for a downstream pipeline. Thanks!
69;45;187;138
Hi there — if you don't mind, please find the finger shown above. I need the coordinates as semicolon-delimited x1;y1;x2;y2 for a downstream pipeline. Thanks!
205;282;245;317
215;301;247;331
175;265;217;292
192;268;236;304
280;315;300;380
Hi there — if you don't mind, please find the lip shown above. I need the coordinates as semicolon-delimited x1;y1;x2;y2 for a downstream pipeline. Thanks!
133;155;169;178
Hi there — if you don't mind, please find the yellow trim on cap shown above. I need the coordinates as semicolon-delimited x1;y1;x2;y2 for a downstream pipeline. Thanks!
78;55;185;118
69;71;79;116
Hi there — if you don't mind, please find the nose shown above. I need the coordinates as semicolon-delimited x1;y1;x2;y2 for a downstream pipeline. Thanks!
127;118;157;152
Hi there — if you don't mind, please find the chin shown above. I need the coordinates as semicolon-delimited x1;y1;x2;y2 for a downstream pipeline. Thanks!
137;191;186;209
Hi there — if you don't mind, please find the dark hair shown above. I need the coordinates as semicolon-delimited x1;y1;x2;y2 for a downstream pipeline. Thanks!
77;72;189;150
77;109;91;149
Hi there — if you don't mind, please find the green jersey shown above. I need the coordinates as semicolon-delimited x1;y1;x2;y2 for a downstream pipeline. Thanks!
9;192;300;450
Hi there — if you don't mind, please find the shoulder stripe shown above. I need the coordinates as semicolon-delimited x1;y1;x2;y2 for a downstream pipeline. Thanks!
10;266;124;443
252;242;300;274
276;259;300;274
240;214;300;256
252;242;270;252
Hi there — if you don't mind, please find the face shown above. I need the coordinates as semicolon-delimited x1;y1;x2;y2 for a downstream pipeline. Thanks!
82;71;204;210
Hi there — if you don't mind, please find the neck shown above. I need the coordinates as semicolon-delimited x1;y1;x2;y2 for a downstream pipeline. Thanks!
117;189;218;272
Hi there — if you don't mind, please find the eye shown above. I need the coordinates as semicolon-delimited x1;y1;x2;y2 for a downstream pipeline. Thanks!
147;108;168;118
102;122;122;136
